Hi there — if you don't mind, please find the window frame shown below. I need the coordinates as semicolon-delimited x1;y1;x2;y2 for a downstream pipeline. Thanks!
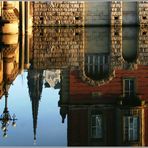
123;115;139;143
123;78;136;97
90;114;103;139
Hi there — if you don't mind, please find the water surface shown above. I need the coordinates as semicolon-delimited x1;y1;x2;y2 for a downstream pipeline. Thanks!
0;27;148;146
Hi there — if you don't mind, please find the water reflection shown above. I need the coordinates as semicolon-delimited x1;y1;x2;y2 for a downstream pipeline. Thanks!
27;68;43;144
0;88;17;138
0;26;148;146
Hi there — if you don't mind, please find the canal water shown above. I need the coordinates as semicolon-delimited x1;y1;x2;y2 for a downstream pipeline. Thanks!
0;27;148;146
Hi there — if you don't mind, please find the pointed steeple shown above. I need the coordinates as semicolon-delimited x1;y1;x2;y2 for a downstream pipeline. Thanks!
33;131;36;145
60;106;67;124
27;68;43;144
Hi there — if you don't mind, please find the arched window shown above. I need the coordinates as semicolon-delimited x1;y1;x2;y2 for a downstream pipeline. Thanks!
85;53;109;80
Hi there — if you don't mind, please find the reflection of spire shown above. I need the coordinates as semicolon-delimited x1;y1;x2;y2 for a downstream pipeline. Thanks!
27;67;43;144
59;106;67;124
34;137;36;145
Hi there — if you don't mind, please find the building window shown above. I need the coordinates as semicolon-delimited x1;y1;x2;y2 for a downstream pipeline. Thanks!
123;78;135;97
85;54;109;80
91;114;102;139
123;116;139;142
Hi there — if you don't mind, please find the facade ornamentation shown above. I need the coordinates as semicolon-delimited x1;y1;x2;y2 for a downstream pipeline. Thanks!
0;2;19;34
33;1;85;26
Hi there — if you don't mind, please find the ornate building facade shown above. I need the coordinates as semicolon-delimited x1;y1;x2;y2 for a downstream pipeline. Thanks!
1;1;148;34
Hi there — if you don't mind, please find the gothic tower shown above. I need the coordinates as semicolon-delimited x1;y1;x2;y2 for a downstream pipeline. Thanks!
27;67;43;144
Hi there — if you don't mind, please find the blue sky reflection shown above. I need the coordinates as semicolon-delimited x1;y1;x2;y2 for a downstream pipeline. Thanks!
0;72;67;146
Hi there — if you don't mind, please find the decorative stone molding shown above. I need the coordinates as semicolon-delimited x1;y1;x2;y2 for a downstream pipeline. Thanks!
110;1;122;26
79;62;115;86
79;30;116;86
110;26;123;69
33;1;85;26
0;2;19;34
2;2;18;23
122;62;138;70
110;2;123;70
111;26;139;71
32;27;84;69
3;45;19;83
138;1;148;27
138;26;148;65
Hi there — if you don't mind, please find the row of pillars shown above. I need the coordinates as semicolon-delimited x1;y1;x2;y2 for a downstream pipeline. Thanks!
19;2;32;35
19;2;31;72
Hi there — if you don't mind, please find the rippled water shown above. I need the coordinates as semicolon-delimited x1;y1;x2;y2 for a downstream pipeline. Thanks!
0;27;148;146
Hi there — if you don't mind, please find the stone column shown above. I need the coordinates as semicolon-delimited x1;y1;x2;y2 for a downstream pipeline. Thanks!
25;2;29;33
110;1;122;26
19;35;24;74
111;26;123;69
138;26;148;65
0;2;2;17
141;106;145;146
0;51;3;84
138;1;148;27
19;1;25;35
24;33;30;70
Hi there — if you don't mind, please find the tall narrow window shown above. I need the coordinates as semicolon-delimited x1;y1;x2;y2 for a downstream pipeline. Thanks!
123;116;139;142
123;78;135;97
91;114;102;139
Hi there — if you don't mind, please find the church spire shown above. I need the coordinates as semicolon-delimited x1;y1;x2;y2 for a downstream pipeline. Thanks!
33;130;36;145
27;68;43;144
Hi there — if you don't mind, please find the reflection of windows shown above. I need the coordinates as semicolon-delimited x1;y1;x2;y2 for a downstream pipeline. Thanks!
91;114;102;139
85;54;109;74
85;54;109;80
123;116;139;142
123;78;135;97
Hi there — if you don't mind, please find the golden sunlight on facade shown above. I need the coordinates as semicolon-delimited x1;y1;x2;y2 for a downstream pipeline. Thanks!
0;1;148;34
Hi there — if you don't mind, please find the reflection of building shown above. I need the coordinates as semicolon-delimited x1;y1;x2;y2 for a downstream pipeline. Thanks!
27;68;43;143
58;27;148;146
43;70;61;89
0;31;31;99
60;64;148;146
0;89;17;138
84;28;110;81
0;34;19;138
0;34;19;98
64;58;146;146
2;1;148;28
0;2;32;34
0;2;19;34
31;27;84;70
65;105;147;146
0;51;4;97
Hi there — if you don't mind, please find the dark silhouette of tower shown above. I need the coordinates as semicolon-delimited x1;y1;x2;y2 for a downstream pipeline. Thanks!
27;67;43;144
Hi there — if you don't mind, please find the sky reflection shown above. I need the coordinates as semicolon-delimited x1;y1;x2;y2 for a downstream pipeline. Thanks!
0;72;67;146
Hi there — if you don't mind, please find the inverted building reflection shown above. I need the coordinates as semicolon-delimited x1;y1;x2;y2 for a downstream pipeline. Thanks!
27;66;43;144
58;27;148;146
0;31;31;137
0;83;17;138
0;33;19;138
0;26;148;146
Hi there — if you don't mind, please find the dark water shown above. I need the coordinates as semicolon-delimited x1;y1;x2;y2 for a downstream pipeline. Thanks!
0;27;148;146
